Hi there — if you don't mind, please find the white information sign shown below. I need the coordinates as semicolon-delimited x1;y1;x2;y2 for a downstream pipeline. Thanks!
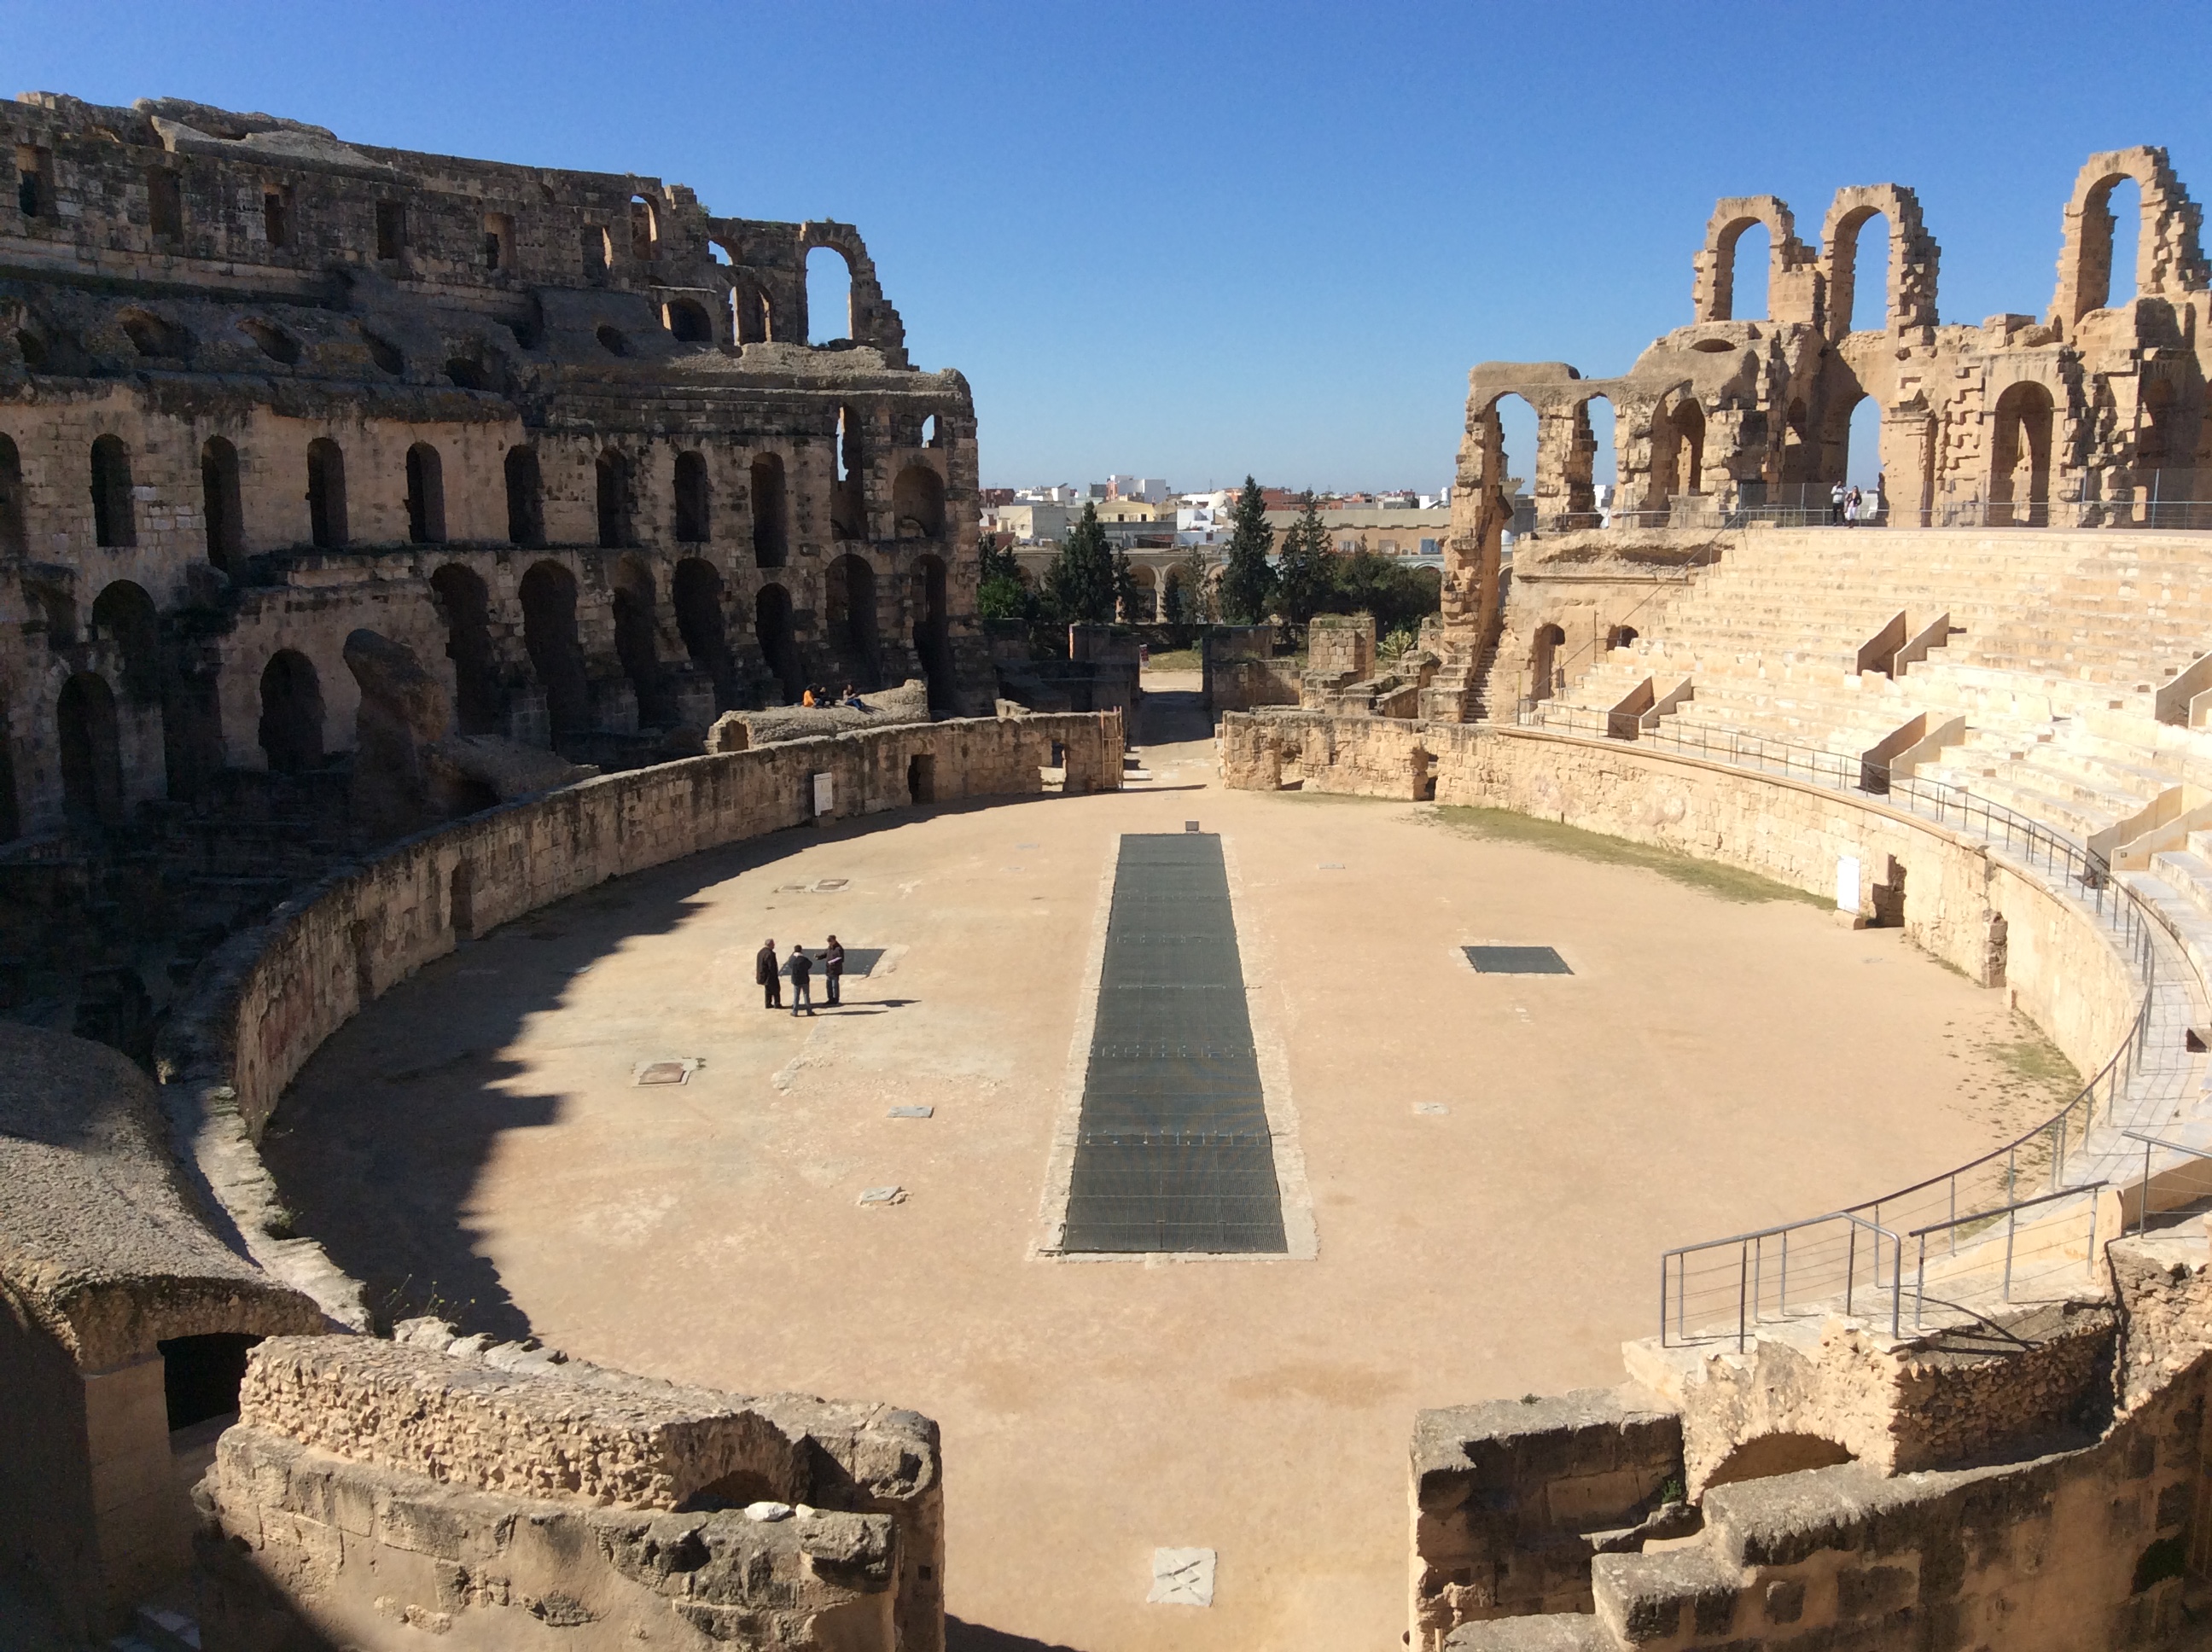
812;772;834;816
1835;854;1861;914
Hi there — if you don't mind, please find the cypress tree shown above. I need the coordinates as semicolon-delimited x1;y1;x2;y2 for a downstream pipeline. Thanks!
1272;492;1338;625
1044;502;1117;625
1217;475;1277;624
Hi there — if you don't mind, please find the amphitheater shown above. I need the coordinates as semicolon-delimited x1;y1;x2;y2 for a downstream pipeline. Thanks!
4;90;2212;1652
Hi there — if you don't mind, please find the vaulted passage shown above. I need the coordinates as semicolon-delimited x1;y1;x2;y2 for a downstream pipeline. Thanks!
1060;833;1286;1254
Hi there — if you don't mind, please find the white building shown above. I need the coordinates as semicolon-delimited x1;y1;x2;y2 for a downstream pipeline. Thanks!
1104;474;1171;503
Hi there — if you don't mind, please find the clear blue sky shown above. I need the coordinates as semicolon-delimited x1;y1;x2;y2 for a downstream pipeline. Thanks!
5;0;2208;493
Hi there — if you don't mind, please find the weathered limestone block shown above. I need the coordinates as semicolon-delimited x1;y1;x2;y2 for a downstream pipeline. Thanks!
1411;1387;1681;1650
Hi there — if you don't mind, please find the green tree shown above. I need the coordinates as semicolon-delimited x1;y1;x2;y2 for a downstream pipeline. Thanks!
1112;548;1142;622
1332;551;1441;635
1043;503;1117;625
1272;492;1338;625
976;533;1035;621
1164;544;1212;624
1217;476;1277;624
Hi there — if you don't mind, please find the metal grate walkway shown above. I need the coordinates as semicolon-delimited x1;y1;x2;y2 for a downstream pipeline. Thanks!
1061;834;1286;1253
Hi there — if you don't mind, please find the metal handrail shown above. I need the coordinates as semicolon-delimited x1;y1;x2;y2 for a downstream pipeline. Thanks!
2122;1130;2212;1236
1663;1212;1901;1351
1907;1182;2109;1326
1548;709;2186;1345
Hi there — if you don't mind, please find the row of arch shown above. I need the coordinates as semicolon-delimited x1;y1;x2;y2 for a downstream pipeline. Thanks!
0;433;951;573
3;549;958;841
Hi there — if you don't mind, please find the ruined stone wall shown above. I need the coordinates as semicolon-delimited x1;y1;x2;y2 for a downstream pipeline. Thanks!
199;1335;940;1652
0;90;994;842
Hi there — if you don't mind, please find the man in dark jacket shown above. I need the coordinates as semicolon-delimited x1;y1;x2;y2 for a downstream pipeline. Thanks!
789;945;815;1016
756;939;781;1009
823;935;845;1006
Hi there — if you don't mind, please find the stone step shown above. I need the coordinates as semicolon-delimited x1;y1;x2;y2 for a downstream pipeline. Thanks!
2151;850;2212;923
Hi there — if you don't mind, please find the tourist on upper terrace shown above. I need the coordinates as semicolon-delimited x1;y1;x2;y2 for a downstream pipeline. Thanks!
757;939;783;1009
1830;480;1847;525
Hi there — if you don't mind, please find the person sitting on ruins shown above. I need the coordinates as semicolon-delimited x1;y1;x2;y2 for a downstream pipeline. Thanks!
756;938;782;1009
801;685;818;707
789;944;816;1016
841;683;870;711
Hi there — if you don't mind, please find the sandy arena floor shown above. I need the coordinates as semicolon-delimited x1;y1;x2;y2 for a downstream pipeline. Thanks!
265;675;2076;1651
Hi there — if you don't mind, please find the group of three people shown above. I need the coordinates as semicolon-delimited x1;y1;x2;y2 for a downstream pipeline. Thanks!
800;683;869;710
755;935;846;1015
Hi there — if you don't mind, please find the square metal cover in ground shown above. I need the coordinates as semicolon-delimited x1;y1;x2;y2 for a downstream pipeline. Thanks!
1464;945;1572;975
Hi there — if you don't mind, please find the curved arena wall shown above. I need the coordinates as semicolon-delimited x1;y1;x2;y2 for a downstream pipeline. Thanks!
155;711;1122;1321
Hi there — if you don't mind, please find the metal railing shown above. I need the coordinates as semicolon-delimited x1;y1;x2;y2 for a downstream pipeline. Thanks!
1534;497;2212;535
2124;1131;2212;1236
1499;703;2182;1344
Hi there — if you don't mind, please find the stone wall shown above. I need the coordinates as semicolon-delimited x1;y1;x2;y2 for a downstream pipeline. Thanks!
1223;713;2145;1081
156;712;1120;1318
198;1335;939;1652
1202;625;1301;715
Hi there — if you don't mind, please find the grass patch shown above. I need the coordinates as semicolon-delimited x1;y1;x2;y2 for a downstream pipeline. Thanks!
1143;649;1202;672
1426;804;1827;906
1982;1018;2081;1098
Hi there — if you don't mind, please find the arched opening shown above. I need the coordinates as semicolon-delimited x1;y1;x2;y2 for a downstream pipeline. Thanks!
629;195;659;264
672;557;736;710
824;553;879;687
306;438;347;549
923;414;943;448
596;448;632;550
1653;398;1706;507
90;581;160;701
806;245;853;343
405;443;445;544
258;650;324;773
750;453;789;567
2102;177;2144;310
1567;395;1615;524
1492;393;1538;533
1161;566;1190;623
831;406;865;539
580;225;611;282
731;276;771;346
1721;218;1772;321
1990;382;2055;526
430;563;500;735
1528;623;1566;706
754;583;803;704
201;436;243;573
1836;210;1895;333
611;555;671;727
1607;625;1639;652
56;673;123;829
893;462;946;538
90;434;135;548
912;554;952;711
1778;398;1814;493
1703;1434;1854;1492
673;451;711;544
520;561;590;736
664;299;713;343
1130;564;1159;621
0;433;26;559
504;445;545;549
1847;397;1884;502
160;1332;263;1434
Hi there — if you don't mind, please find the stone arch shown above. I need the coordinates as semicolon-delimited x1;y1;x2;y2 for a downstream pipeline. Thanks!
831;407;865;540
610;553;671;727
519;561;589;736
750;452;789;568
673;450;711;544
730;275;771;345
306;438;347;550
796;221;907;362
201;436;243;573
754;583;802;703
504;445;545;549
2052;147;2209;326
596;448;634;550
1564;394;1616;523
0;433;25;559
1703;1434;1854;1492
1528;623;1566;706
663;298;713;343
912;553;952;711
824;553;880;687
90;580;159;702
1692;196;1810;323
1990;381;2056;525
429;563;500;735
1129;564;1158;621
672;557;736;710
1821;183;1939;334
56;672;123;829
1161;563;1191;622
257;649;324;774
805;243;853;343
90;434;134;549
893;462;946;539
405;443;445;544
